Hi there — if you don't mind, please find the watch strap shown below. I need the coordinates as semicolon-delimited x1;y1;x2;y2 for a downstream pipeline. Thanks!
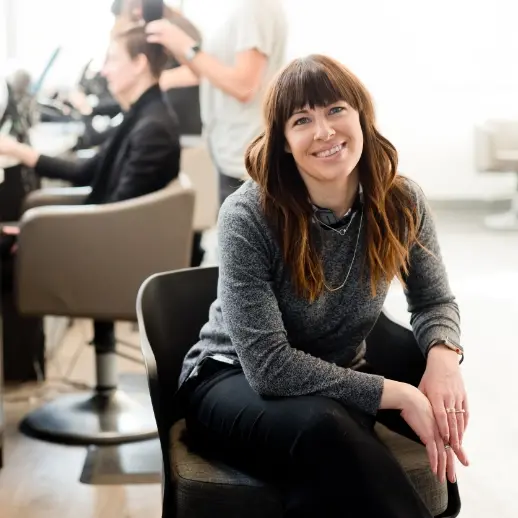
428;338;464;364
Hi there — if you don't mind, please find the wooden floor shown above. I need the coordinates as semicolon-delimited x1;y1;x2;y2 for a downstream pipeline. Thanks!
0;320;161;518
1;215;517;517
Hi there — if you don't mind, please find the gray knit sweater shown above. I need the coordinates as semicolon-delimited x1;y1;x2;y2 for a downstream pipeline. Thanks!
180;180;461;415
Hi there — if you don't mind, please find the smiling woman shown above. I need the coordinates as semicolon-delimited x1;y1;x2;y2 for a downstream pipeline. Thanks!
178;54;469;518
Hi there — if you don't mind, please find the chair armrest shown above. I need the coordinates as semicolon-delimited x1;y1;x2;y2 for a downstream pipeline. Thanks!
17;176;195;320
22;186;92;212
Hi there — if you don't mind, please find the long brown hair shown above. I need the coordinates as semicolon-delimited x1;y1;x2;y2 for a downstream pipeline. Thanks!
245;54;421;302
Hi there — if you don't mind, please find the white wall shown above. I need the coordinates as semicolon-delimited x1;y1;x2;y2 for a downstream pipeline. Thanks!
0;0;9;63
288;0;518;200
1;0;113;88
187;0;518;200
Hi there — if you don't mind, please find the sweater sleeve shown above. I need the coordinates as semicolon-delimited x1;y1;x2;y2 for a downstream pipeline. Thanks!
403;181;461;355
218;193;385;415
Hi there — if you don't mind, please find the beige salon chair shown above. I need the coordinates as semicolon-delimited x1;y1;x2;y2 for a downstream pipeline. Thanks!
16;173;195;445
475;119;518;230
180;139;218;233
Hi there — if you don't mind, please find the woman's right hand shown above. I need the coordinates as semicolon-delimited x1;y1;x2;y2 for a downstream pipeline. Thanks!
146;19;194;58
400;385;460;484
0;135;20;156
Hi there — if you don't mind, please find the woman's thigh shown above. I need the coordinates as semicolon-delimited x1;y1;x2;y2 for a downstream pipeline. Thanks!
185;370;438;518
185;370;374;480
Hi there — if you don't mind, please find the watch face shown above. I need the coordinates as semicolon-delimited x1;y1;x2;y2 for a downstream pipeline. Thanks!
185;45;200;62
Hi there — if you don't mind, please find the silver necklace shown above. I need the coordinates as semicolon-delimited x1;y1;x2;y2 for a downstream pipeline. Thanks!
317;210;357;236
323;210;363;292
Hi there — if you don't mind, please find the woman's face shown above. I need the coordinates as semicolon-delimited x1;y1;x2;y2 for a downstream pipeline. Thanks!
102;40;142;99
284;101;363;185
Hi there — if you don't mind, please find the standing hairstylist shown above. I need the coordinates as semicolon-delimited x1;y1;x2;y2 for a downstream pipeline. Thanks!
146;0;288;205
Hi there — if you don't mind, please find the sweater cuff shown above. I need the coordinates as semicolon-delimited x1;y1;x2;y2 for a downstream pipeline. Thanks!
345;370;385;416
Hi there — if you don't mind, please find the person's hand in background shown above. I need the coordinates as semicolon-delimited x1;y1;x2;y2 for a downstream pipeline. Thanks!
1;226;20;236
146;19;195;60
0;135;39;167
67;90;93;116
0;135;21;156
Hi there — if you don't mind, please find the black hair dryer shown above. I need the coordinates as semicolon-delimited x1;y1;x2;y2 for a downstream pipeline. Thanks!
142;0;164;23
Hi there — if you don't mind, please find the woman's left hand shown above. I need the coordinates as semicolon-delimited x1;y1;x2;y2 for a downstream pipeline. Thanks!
145;19;195;58
419;345;470;467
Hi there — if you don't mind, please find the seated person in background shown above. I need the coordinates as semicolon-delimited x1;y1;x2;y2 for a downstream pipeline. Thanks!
0;23;180;352
179;55;469;517
73;2;202;140
113;0;204;135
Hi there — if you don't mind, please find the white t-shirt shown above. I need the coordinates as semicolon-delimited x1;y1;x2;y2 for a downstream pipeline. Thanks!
200;0;288;179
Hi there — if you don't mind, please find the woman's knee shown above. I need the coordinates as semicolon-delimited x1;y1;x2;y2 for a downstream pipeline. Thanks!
290;398;373;461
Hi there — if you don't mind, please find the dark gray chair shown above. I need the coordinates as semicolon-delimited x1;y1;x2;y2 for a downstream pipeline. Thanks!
136;266;460;518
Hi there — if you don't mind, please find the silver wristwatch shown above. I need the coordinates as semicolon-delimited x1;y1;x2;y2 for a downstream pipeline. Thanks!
184;43;201;62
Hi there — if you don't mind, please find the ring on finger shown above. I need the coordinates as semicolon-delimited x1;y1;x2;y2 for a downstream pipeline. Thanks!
446;408;465;414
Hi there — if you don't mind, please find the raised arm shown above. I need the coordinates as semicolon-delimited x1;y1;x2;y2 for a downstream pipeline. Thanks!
159;66;200;90
218;195;385;415
147;0;271;104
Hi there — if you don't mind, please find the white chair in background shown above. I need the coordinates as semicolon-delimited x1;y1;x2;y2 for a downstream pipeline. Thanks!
475;119;518;230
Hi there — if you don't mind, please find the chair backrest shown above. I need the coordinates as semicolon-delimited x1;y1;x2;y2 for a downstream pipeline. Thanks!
180;142;218;232
475;119;518;172
17;174;195;320
164;86;202;136
487;119;518;150
136;266;219;433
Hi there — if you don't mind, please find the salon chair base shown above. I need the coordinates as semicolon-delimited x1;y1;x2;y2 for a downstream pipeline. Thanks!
20;390;157;445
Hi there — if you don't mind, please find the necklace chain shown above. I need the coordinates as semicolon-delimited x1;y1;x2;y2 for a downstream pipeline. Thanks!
317;210;357;236
322;210;363;292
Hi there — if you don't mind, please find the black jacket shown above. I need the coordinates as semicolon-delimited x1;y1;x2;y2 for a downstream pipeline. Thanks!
35;85;180;205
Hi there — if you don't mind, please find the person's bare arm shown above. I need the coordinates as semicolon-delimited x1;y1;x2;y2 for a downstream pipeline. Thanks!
159;65;200;90
147;21;268;103
187;48;267;103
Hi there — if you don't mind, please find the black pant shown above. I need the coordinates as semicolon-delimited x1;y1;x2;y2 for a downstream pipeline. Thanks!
190;231;205;268
218;170;244;207
185;340;460;518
